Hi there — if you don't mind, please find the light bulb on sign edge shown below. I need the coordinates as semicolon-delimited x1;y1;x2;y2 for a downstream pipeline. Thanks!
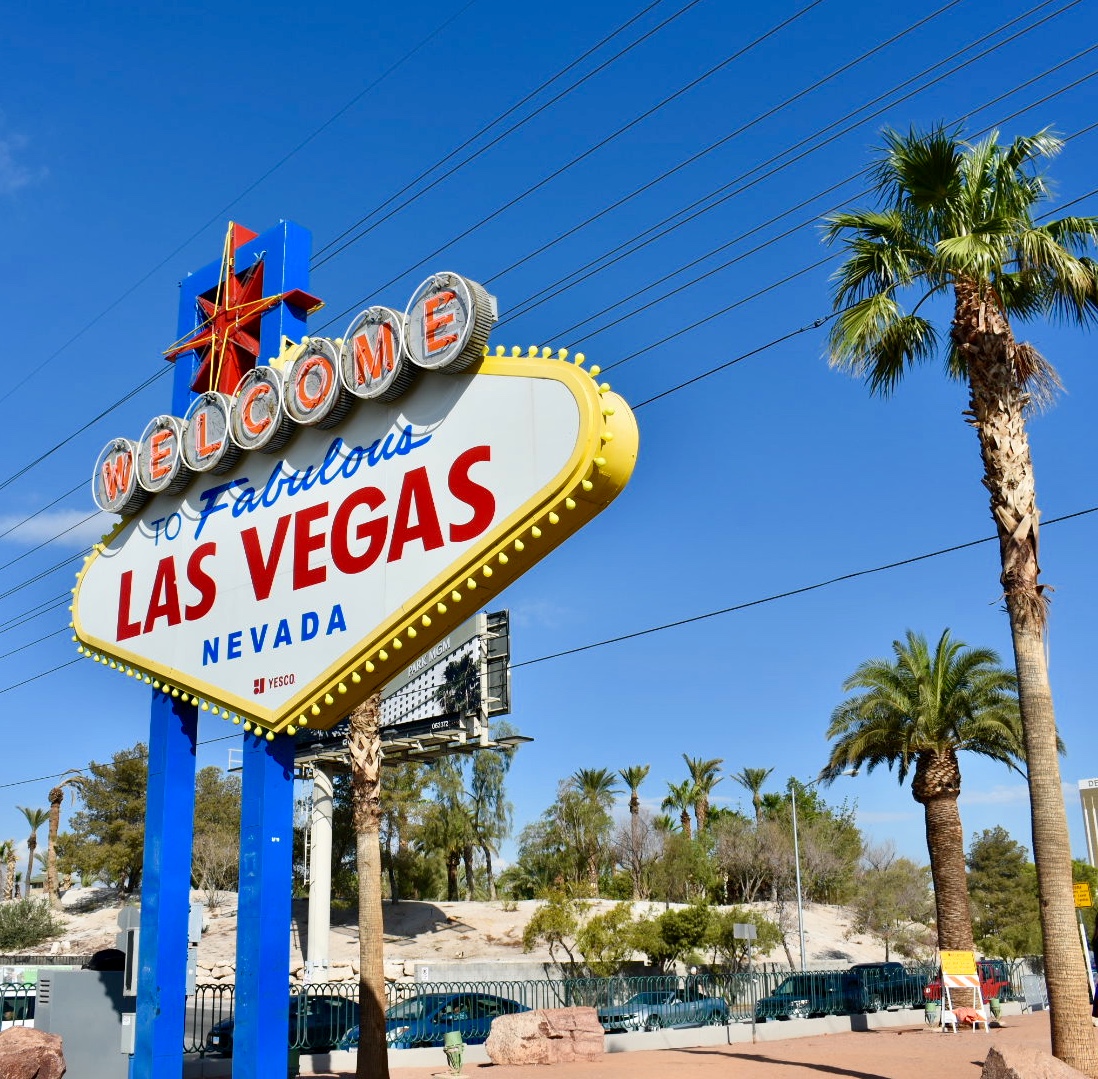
482;566;492;577
299;716;309;727
422;615;431;626
287;725;297;736
337;683;347;694
351;671;361;683
265;732;274;742
311;704;320;716
548;512;559;525
392;638;402;650
407;626;417;638
437;602;447;614
531;527;542;539
379;650;388;661
565;498;576;510
324;694;334;705
365;661;375;673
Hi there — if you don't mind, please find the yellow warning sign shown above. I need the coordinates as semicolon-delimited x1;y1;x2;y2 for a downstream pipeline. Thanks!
940;950;978;976
1074;882;1092;907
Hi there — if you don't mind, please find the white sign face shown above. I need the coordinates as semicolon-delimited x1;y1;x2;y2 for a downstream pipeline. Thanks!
73;355;636;734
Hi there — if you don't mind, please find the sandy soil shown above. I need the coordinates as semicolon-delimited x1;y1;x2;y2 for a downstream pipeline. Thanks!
375;1012;1091;1079
48;889;904;977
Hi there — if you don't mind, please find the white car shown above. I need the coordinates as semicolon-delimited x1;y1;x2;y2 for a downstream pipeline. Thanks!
0;986;35;1031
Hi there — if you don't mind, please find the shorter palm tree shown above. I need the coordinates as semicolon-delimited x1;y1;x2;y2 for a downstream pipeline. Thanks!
821;629;1024;951
17;808;49;896
683;755;723;833
0;840;14;901
662;781;696;840
732;767;774;824
47;772;86;908
619;765;650;899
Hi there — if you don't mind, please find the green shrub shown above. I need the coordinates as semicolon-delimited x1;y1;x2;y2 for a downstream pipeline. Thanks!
0;899;64;951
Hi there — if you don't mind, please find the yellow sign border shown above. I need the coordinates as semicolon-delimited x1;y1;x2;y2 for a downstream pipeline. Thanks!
71;350;638;737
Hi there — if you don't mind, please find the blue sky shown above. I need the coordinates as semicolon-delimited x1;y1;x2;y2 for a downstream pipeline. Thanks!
1;0;1096;879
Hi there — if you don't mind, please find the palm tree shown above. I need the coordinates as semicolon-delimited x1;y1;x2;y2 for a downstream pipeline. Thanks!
46;772;86;909
661;780;696;840
17;808;48;896
821;629;1024;954
682;755;723;833
347;693;389;1079
470;730;517;901
824;125;1098;1071
732;767;774;824
566;768;621;893
619;765;650;898
0;840;14;901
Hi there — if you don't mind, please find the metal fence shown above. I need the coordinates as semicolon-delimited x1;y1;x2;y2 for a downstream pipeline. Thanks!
0;982;35;1026
184;964;947;1054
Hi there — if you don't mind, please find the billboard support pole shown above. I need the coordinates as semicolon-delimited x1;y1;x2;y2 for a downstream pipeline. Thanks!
306;763;334;980
234;733;295;1079
132;692;198;1079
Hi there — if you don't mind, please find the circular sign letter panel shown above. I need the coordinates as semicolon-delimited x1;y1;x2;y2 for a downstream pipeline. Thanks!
228;367;294;453
404;272;496;373
340;306;416;402
182;393;240;474
92;438;148;515
137;416;191;495
284;338;351;429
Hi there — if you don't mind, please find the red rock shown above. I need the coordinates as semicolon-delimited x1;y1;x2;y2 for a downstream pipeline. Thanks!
0;1027;66;1079
485;1007;605;1065
982;1045;1089;1079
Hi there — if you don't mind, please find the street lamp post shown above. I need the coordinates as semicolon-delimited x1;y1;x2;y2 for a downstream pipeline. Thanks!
789;771;855;973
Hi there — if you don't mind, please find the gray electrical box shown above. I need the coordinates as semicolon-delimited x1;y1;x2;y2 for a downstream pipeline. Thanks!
36;970;132;1079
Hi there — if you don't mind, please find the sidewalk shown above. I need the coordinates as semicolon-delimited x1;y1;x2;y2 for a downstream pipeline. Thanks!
371;1011;1078;1079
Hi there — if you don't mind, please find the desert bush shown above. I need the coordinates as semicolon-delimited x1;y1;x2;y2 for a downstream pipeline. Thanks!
0;899;64;951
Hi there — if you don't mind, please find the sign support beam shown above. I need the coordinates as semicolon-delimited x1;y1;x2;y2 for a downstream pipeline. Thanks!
233;733;295;1079
132;692;197;1079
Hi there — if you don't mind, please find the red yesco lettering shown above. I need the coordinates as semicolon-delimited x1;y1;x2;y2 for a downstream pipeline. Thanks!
116;543;218;641
238;445;495;602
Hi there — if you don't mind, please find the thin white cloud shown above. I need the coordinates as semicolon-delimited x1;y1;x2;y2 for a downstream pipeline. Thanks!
0;127;46;194
0;509;114;549
959;783;1029;807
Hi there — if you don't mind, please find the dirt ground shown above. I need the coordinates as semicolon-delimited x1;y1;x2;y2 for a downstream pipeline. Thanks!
364;1012;1091;1079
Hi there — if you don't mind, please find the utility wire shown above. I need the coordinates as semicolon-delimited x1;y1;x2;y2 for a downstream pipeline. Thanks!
3;507;1094;700
311;0;699;265
0;0;482;408
511;506;1098;669
314;0;830;332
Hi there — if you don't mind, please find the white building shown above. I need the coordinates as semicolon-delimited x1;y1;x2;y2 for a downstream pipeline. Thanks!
1079;779;1098;867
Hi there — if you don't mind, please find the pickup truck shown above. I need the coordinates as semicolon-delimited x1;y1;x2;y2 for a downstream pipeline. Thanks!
923;958;1012;1003
847;963;927;1011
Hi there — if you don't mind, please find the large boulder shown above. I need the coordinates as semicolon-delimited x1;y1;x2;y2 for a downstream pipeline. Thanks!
0;1027;66;1079
485;1007;604;1065
982;1045;1090;1079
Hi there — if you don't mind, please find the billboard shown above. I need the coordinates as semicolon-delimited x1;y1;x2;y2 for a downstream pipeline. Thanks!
295;609;511;761
72;273;638;737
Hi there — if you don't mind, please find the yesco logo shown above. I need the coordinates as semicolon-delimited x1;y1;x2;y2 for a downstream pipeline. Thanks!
92;272;496;515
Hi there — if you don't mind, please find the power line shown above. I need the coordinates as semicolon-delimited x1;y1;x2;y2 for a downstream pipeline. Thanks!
311;0;695;266
511;506;1098;669
0;0;483;408
314;0;830;333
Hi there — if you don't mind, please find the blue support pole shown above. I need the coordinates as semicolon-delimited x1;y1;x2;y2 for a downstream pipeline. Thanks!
233;732;295;1079
132;692;198;1079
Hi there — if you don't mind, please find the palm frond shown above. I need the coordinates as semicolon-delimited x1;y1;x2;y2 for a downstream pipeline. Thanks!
828;296;938;395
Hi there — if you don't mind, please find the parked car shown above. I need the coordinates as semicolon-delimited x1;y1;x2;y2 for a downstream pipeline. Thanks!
754;972;861;1021
923;958;1011;1004
204;992;356;1056
847;962;927;1011
337;992;528;1050
597;989;730;1032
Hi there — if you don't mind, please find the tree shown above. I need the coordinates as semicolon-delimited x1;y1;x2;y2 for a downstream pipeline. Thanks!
17;808;48;895
824;124;1098;1072
566;768;620;894
420;758;475;901
190;767;241;908
0;840;15;901
822;629;1024;953
348;693;389;1079
731;767;773;824
682;755;723;833
618;764;650;898
379;762;429;902
469;737;516;901
661;780;695;840
850;843;934;961
62;744;148;893
45;773;86;909
966;826;1042;958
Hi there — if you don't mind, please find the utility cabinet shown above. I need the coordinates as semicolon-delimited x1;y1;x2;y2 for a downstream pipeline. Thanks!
35;970;133;1079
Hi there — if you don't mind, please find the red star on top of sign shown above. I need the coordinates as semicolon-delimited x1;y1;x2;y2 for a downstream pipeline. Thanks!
165;222;323;394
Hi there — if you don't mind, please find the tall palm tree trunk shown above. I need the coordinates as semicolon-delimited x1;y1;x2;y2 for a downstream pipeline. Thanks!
462;844;476;899
479;843;497;901
445;852;461;901
24;839;36;896
960;284;1097;1073
349;694;389;1079
680;810;692;840
919;793;973;951
46;789;62;910
4;846;15;901
629;794;641;899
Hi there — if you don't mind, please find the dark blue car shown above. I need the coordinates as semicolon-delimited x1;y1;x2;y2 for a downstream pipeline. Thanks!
337;992;528;1050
